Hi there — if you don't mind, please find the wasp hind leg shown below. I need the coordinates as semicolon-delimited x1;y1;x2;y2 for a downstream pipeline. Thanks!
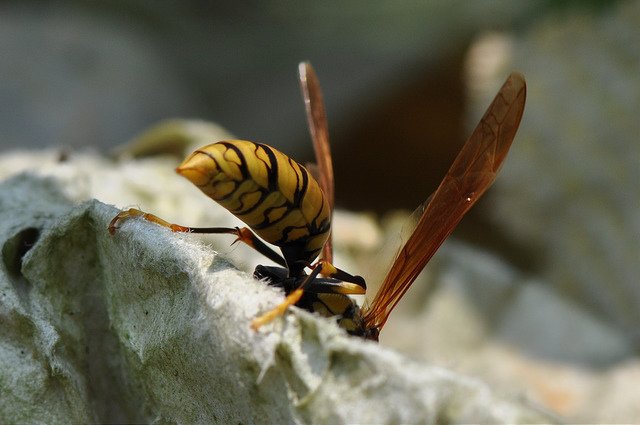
108;208;190;234
108;208;287;267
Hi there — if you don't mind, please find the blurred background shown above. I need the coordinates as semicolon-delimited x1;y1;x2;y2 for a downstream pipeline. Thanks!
1;0;639;420
0;0;615;210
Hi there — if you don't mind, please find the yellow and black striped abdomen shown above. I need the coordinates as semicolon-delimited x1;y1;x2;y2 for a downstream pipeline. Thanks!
176;140;330;264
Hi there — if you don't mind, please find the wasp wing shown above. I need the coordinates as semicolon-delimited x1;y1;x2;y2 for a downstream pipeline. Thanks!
363;72;526;332
299;62;335;263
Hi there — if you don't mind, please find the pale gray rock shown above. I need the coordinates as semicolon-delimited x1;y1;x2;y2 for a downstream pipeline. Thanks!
0;153;554;423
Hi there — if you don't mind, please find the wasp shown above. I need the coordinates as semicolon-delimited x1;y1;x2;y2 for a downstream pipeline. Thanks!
109;63;526;341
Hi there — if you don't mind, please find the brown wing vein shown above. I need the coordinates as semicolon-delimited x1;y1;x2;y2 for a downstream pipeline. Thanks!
363;72;526;331
299;62;335;263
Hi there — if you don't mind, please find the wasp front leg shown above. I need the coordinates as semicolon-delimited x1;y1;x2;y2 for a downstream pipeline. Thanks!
251;260;365;330
311;261;366;290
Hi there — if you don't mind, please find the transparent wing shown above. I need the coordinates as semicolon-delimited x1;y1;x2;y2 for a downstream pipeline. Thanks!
363;72;527;332
299;62;335;263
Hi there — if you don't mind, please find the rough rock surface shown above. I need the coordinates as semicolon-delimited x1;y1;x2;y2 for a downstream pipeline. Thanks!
0;157;554;423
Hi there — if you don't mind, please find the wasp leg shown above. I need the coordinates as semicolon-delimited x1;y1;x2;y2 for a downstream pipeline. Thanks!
108;208;190;234
251;260;365;330
251;264;324;330
250;288;304;330
108;208;286;267
312;261;366;290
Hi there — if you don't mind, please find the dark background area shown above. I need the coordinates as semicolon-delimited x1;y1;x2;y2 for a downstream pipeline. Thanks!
0;0;617;213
